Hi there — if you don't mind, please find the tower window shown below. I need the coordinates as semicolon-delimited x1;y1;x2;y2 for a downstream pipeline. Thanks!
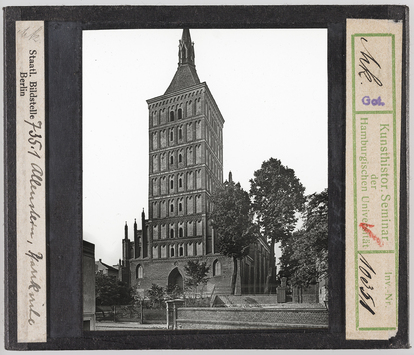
170;203;174;213
179;202;182;212
170;155;174;165
178;154;182;163
179;227;183;238
170;111;175;121
178;108;183;120
170;179;174;189
213;260;222;276
179;246;184;256
178;128;183;140
170;229;174;239
136;264;143;279
179;178;183;188
170;130;174;141
170;246;175;256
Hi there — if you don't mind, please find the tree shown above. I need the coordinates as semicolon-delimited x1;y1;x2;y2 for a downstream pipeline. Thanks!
211;178;257;295
166;284;183;300
277;237;300;280
95;273;133;306
250;158;305;294
281;189;328;288
184;260;210;298
146;283;165;308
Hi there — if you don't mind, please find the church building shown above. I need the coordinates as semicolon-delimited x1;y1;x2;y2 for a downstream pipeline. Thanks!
120;29;270;296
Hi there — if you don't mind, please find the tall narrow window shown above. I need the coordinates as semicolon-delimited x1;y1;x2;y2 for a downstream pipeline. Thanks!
170;111;175;121
136;264;143;279
179;246;184;256
170;246;175;256
170;130;174;141
178;154;182;163
170;229;174;239
179;227;183;238
178;108;183;120
178;128;183;140
179;177;183;188
170;155;174;165
213;260;221;276
179;202;182;212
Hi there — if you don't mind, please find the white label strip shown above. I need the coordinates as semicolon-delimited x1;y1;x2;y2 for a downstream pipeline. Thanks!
16;21;47;343
345;19;402;340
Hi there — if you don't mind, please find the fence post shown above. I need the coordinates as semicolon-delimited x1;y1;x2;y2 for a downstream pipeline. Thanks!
173;302;177;330
166;301;172;329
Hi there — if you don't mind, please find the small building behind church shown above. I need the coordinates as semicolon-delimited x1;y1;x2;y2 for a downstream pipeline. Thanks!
95;258;119;278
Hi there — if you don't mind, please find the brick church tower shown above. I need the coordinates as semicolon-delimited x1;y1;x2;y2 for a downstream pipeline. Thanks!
124;29;269;296
147;28;224;261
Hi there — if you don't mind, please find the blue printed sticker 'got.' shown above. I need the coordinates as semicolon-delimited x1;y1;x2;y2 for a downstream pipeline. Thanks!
362;95;385;106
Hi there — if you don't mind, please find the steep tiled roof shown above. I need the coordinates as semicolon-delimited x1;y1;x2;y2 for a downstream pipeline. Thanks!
164;64;200;94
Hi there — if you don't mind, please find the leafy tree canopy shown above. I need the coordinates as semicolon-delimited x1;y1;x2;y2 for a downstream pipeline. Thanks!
184;260;210;291
279;189;328;288
146;283;166;308
250;158;305;243
211;179;257;259
95;273;133;306
249;158;305;293
211;178;258;294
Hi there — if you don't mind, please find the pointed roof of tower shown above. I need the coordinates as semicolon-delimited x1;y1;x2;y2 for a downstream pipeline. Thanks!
165;29;200;95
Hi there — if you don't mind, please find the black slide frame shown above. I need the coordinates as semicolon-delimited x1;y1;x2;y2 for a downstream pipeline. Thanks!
3;5;409;350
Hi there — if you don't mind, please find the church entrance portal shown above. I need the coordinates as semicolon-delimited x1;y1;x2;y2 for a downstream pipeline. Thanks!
168;267;183;291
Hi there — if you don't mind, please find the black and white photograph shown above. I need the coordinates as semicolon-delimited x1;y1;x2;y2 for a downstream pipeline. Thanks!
82;28;328;331
3;4;410;351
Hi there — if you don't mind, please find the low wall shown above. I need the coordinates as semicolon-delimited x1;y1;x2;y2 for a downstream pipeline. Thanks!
292;284;319;303
175;307;328;329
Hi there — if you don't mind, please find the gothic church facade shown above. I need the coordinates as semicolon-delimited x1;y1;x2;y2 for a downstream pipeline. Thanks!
120;29;270;296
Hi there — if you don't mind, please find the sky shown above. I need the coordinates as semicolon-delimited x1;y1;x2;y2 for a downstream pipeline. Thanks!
83;29;328;266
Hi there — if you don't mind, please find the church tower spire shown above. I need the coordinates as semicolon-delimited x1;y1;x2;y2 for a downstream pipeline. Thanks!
178;28;195;67
164;29;200;94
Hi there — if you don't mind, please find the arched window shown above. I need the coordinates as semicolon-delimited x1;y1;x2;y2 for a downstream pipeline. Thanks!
170;246;175;257
213;260;222;276
170;179;174;190
170;155;174;165
178;128;183;140
179;177;183;188
179;227;183;238
178;154;182;163
170;203;174;213
177;108;183;120
178;202;183;212
179;246;184;256
170;229;174;239
170;111;175;121
136;264;143;279
170;130;174;141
